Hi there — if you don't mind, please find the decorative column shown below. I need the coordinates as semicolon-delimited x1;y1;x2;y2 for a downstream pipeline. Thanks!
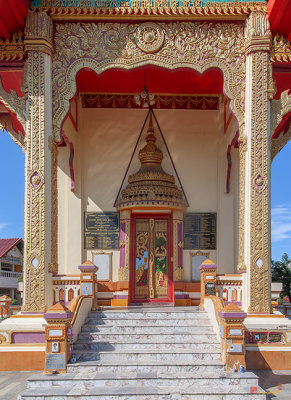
218;303;247;371
237;136;247;274
244;11;272;314
78;261;98;309
44;303;73;374
173;210;184;281
118;210;131;282
22;11;54;312
199;259;217;308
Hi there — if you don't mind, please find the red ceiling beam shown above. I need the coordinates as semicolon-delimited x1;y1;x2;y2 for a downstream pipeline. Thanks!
0;19;10;39
7;0;25;28
268;0;291;40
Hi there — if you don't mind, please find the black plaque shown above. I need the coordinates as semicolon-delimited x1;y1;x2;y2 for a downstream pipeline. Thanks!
183;213;216;250
269;333;282;343
205;283;216;296
84;212;120;250
45;353;66;370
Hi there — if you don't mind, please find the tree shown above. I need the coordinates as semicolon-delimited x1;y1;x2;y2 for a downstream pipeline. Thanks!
272;253;291;302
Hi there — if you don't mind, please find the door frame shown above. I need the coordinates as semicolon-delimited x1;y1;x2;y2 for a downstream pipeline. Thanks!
129;212;174;304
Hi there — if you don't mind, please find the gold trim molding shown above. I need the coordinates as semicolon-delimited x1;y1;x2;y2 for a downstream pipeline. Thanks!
0;31;24;61
270;90;291;161
271;34;291;63
32;1;267;20
0;76;26;133
52;20;246;142
245;11;272;314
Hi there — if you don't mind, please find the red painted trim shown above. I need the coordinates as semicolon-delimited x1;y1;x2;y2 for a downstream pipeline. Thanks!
268;0;289;33
224;98;233;134
0;20;10;39
7;0;25;28
226;130;239;194
62;133;75;192
68;97;78;131
272;112;291;140
129;213;173;304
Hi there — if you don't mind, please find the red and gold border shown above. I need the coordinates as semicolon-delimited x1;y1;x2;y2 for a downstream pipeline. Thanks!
81;93;220;110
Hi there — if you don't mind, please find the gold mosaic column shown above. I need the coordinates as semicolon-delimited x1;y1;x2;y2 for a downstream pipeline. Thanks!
237;136;247;274
173;210;184;282
244;11;272;314
22;11;54;312
118;210;131;281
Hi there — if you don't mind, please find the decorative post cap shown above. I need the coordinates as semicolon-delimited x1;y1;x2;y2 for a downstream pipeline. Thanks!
199;259;217;270
43;302;74;322
218;303;247;320
0;295;11;302
78;260;98;273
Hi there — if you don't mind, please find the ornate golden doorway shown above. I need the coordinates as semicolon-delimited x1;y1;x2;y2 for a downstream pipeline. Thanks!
130;214;173;303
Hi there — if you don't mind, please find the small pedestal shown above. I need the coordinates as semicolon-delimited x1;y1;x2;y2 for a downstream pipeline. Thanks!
0;295;11;318
199;259;217;309
78;260;98;310
43;303;74;374
218;303;247;371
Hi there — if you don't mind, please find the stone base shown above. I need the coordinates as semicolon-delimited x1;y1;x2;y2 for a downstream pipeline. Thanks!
174;298;191;306
0;348;45;371
246;349;291;370
111;299;129;307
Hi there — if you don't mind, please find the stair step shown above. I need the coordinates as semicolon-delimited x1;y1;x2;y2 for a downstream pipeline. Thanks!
72;351;221;364
85;318;213;327
20;391;266;400
22;373;261;393
19;306;264;400
81;325;213;334
88;311;209;320
73;342;220;353
67;363;225;375
76;332;218;344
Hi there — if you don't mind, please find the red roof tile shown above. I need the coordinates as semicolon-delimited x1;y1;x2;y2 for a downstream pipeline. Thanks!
0;238;22;258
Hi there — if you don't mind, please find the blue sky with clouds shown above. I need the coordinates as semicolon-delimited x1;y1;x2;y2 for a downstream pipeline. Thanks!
0;128;290;262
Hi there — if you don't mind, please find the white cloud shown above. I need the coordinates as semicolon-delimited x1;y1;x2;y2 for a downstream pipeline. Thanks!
271;205;291;242
0;223;8;232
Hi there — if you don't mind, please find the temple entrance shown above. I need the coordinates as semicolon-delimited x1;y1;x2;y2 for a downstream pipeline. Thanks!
130;214;173;303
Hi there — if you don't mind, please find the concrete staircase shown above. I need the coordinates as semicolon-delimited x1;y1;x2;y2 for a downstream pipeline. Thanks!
20;307;266;400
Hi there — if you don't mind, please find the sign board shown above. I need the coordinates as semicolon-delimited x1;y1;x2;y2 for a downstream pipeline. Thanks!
80;282;93;296
93;253;111;281
205;282;216;296
84;212;120;250
184;213;216;250
45;353;66;370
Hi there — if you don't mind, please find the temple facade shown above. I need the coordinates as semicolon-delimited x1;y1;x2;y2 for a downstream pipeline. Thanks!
0;0;291;375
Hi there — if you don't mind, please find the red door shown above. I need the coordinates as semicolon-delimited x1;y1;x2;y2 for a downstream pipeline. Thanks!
130;214;173;303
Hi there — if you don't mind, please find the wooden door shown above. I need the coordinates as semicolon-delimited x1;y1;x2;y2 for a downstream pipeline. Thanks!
130;214;173;303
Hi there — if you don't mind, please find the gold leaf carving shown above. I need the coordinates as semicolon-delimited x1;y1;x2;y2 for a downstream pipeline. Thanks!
52;21;245;142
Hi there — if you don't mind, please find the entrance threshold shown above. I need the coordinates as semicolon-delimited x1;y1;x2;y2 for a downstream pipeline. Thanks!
129;302;174;307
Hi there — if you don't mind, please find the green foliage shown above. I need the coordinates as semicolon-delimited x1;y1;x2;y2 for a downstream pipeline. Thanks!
17;275;23;283
272;253;291;302
155;257;167;274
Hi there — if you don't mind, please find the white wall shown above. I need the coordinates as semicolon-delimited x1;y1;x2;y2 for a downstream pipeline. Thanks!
57;107;239;279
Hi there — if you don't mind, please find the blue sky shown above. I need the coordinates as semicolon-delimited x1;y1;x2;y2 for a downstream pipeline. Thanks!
0;129;290;262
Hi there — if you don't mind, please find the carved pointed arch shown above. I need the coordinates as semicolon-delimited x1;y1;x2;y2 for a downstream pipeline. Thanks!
52;22;245;142
0;76;26;147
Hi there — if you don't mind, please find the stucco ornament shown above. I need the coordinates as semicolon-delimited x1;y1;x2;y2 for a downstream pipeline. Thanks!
22;11;54;312
270;90;291;161
245;11;272;314
135;22;165;53
52;21;245;142
0;75;26;141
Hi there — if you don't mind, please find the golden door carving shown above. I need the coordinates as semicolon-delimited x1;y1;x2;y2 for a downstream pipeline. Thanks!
134;218;169;301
